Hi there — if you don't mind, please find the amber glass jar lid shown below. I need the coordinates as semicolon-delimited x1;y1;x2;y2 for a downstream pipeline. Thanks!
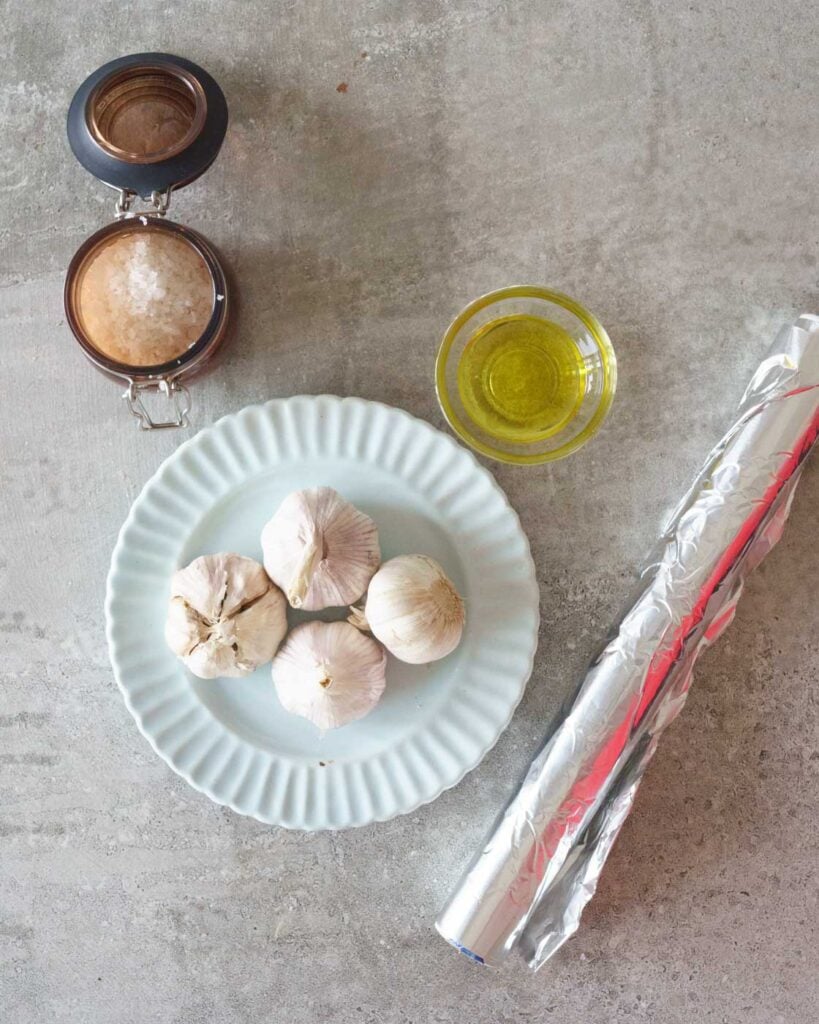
67;52;228;198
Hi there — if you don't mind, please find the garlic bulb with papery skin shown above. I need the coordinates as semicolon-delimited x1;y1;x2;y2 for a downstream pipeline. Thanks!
261;487;380;611
272;621;387;730
165;553;287;679
350;555;465;664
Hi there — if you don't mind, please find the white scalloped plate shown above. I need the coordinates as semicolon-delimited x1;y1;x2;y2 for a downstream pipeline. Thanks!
106;397;539;829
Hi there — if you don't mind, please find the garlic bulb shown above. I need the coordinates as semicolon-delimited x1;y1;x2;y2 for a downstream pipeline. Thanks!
272;621;387;730
350;555;465;664
165;553;287;679
261;487;380;611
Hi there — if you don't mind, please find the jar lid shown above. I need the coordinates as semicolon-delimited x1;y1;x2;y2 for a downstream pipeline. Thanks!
67;52;228;198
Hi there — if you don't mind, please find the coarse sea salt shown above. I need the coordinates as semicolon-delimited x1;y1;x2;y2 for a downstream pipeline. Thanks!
76;228;213;367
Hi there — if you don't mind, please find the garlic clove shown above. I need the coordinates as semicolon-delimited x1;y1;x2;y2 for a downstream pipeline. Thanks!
229;588;292;671
261;487;380;611
171;552;271;620
165;553;288;679
352;554;465;665
185;633;249;680
166;595;209;656
272;621;387;731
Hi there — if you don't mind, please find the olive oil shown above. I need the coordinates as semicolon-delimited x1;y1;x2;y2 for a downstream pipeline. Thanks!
456;314;586;443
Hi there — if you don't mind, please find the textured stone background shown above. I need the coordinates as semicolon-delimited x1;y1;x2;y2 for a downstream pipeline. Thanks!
1;2;817;1021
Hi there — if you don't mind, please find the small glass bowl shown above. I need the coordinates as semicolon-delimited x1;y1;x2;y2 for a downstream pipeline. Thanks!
435;286;617;464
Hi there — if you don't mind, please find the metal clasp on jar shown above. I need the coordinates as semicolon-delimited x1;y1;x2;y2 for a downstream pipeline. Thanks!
115;187;172;219
123;378;192;430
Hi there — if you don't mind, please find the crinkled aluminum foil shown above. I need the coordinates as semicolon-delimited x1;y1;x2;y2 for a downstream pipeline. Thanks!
436;315;819;970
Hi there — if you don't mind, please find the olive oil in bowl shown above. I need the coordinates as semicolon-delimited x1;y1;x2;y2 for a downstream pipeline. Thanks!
436;286;616;464
457;314;586;443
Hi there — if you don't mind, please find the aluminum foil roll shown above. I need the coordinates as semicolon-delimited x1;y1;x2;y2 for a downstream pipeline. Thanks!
436;315;819;970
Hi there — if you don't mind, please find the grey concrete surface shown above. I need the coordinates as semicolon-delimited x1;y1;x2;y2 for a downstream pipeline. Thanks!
1;1;817;1021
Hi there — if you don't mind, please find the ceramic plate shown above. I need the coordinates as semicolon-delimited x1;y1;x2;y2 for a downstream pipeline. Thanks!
106;396;539;829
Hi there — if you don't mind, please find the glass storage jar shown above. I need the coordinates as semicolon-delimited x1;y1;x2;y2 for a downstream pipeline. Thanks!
64;52;230;428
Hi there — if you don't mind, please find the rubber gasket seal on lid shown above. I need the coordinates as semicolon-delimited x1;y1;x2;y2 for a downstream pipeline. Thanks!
67;52;228;198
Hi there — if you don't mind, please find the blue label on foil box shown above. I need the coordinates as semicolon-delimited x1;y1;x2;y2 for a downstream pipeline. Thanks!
446;937;485;965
